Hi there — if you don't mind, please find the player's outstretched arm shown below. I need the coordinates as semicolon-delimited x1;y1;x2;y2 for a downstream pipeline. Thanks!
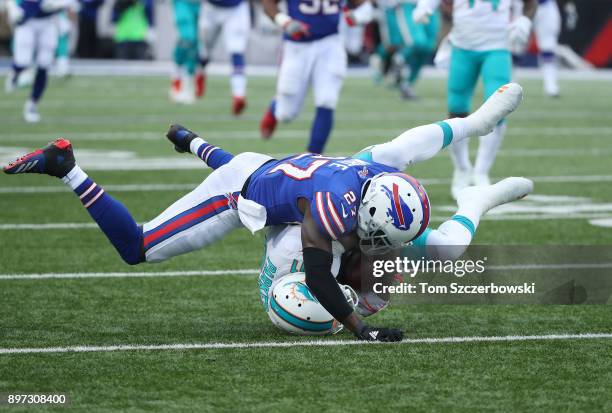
301;201;403;342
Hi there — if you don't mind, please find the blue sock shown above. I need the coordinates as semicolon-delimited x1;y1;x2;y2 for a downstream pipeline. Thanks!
11;64;25;85
74;178;144;265
192;140;234;170
31;68;47;102
231;53;245;73
268;100;277;117
308;107;334;154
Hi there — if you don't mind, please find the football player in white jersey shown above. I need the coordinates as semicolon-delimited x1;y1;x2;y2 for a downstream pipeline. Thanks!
413;0;537;197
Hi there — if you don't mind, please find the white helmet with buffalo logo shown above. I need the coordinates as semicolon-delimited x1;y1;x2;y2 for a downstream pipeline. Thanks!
357;172;430;255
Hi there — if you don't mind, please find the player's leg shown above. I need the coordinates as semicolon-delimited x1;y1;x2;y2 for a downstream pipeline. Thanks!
4;139;145;264
7;21;35;94
25;18;59;123
171;0;199;104
142;151;272;262
260;41;311;139
447;47;482;198
411;177;533;260
222;1;250;115
361;82;523;170
309;35;347;153
535;1;561;97
55;12;72;78
166;124;234;169
473;50;512;186
197;1;222;98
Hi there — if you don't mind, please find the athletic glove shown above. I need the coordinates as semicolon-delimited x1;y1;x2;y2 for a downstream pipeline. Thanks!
508;16;532;54
274;13;310;40
356;325;404;342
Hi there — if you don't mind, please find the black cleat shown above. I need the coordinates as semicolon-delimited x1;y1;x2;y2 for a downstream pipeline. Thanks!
3;138;75;178
166;124;199;154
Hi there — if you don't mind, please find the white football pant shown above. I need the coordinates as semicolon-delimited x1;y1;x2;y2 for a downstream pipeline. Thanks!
13;16;59;69
274;34;347;122
143;152;271;262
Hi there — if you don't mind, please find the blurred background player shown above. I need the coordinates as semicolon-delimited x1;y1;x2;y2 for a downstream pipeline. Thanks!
374;0;440;99
198;0;251;115
170;0;201;104
259;0;374;154
533;0;562;97
55;7;75;78
413;0;536;197
4;0;70;123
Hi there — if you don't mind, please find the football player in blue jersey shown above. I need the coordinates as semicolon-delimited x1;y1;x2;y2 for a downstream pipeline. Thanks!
4;0;72;122
259;0;375;153
4;83;530;342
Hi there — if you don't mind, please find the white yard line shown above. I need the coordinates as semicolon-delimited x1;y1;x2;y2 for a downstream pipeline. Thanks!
2;174;612;195
2;262;612;281
1;333;611;355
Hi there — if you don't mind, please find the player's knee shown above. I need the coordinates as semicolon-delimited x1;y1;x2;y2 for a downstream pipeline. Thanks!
314;94;339;111
448;97;470;115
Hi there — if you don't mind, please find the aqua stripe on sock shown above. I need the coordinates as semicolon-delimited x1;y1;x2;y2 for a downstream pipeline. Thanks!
452;215;476;237
436;121;453;148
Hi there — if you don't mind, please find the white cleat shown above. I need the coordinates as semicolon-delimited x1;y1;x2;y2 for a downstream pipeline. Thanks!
451;167;473;200
472;172;491;187
5;72;16;94
467;83;523;137
456;177;534;217
23;100;41;123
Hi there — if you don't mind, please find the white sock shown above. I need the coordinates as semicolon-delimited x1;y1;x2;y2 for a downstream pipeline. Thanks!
450;138;471;171
61;165;88;190
424;220;474;260
541;60;559;94
189;137;207;155
230;73;246;98
474;123;506;176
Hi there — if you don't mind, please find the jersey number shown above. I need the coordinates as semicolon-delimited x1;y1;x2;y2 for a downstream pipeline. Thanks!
269;154;338;180
299;0;340;15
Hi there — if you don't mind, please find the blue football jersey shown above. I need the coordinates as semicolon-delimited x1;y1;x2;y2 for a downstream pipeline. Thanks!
245;154;397;240
18;0;56;21
208;0;242;8
285;0;342;42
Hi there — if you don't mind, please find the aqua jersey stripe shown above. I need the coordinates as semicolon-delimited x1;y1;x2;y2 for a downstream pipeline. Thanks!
452;215;476;237
436;121;454;148
270;297;334;332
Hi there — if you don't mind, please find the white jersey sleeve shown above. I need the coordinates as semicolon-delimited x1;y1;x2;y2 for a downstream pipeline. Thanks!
258;225;344;311
450;0;513;51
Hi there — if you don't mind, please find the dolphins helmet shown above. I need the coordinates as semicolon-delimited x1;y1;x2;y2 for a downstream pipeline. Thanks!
357;172;430;255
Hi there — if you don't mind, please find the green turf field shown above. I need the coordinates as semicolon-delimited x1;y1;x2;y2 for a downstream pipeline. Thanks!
1;75;611;411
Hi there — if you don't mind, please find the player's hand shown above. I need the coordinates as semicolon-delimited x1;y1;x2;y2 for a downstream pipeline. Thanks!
508;15;532;54
412;5;432;24
283;19;310;40
356;325;404;342
343;2;373;27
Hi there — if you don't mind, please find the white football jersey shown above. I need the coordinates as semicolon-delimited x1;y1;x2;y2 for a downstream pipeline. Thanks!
451;0;513;51
258;225;388;317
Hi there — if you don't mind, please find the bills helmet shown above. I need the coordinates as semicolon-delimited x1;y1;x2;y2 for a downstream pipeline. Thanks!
357;172;430;255
267;272;358;336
